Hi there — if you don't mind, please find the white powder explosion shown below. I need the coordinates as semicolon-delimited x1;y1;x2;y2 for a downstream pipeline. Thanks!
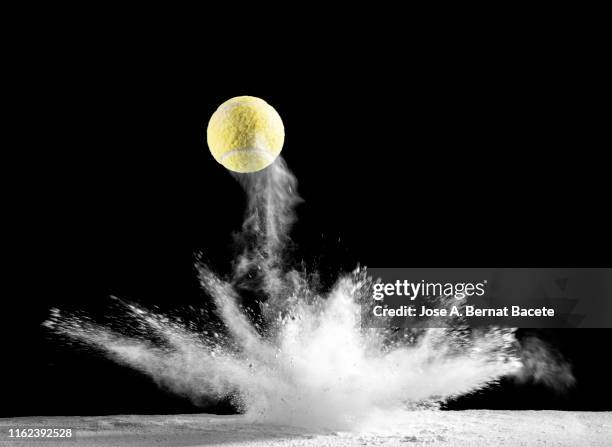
44;158;572;429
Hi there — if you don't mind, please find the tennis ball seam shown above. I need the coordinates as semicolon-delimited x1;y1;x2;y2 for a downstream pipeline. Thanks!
219;148;274;164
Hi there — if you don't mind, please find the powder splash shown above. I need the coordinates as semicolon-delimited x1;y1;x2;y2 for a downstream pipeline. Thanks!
44;158;571;429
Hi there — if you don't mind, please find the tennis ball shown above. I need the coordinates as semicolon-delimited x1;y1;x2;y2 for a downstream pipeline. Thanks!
207;96;284;173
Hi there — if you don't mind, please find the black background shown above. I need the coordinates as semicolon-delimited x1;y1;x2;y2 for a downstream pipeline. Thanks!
5;30;611;416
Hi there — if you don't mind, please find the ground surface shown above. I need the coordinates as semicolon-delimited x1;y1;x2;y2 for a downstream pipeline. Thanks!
1;411;610;446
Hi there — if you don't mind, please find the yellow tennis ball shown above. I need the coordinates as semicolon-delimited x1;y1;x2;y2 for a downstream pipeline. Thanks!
207;96;284;173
